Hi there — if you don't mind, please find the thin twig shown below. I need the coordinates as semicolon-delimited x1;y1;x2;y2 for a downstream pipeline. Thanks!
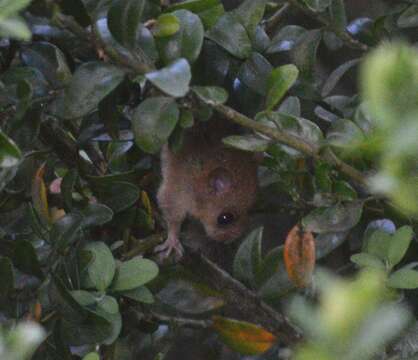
147;311;211;329
287;0;368;51
183;251;302;344
209;102;367;187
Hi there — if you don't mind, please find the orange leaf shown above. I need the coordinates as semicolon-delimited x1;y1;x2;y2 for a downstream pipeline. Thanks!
212;316;277;355
284;224;315;288
32;164;50;225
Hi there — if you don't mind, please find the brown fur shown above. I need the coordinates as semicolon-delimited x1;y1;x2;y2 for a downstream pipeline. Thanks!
158;119;259;246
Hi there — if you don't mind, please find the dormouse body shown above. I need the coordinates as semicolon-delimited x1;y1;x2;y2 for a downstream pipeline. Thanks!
156;119;259;258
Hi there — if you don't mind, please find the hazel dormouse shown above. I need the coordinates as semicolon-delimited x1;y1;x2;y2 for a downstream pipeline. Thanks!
155;119;260;259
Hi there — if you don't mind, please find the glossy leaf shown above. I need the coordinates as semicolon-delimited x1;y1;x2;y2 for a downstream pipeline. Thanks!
387;226;413;267
302;0;332;12
157;10;204;64
223;134;270;152
192;86;228;105
60;62;125;119
267;25;306;54
0;131;22;168
233;0;267;37
212;316;277;355
111;257;159;291
50;213;83;249
397;5;418;28
146;58;191;97
132;96;179;154
302;200;364;233
388;269;418;289
13;240;44;279
350;253;385;270
321;58;360;97
121;286;154;304
326;118;366;149
284;224;315;288
291;29;321;81
233;227;263;286
79;203;114;228
237;52;272;96
266;64;299;110
20;42;71;87
0;256;14;300
95;181;140;213
206;13;252;59
107;0;146;47
83;242;116;291
361;43;418;128
152;13;180;37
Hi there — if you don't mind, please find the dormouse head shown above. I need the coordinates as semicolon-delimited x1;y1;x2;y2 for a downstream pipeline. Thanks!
197;163;258;242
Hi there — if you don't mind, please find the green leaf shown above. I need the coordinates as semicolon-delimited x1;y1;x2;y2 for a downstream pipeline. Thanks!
157;9;204;64
329;0;347;29
132;96;179;154
158;277;224;314
302;0;332;12
223;134;270;152
107;0;146;47
278;96;301;117
388;269;418;289
363;229;392;262
111;257;159;291
321;58;360;97
206;13;252;59
83;242;116;292
397;5;418;28
82;353;100;360
302;200;363;233
233;0;267;37
361;43;418;129
350;253;385;270
0;0;32;17
256;245;283;286
291;29;321;81
50;213;83;249
266;64;299;110
233;227;263;287
95;181;140;213
387;226;414;267
0;131;21;167
326;118;366;149
237;52;272;96
179;109;194;128
13;240;44;279
0;16;31;40
0;256;14;300
20;42;72;87
79;203;114;228
145;58;191;97
267;25;306;54
167;0;224;29
192;86;228;105
121;286;154;304
152;13;180;37
260;112;323;156
61;169;78;212
61;62;125;119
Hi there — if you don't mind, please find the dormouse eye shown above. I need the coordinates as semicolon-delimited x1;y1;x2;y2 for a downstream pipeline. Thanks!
217;212;235;226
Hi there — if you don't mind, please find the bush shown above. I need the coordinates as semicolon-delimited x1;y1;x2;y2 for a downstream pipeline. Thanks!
0;0;417;359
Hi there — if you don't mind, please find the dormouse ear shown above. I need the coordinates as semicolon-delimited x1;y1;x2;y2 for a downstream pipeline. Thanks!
209;167;232;194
